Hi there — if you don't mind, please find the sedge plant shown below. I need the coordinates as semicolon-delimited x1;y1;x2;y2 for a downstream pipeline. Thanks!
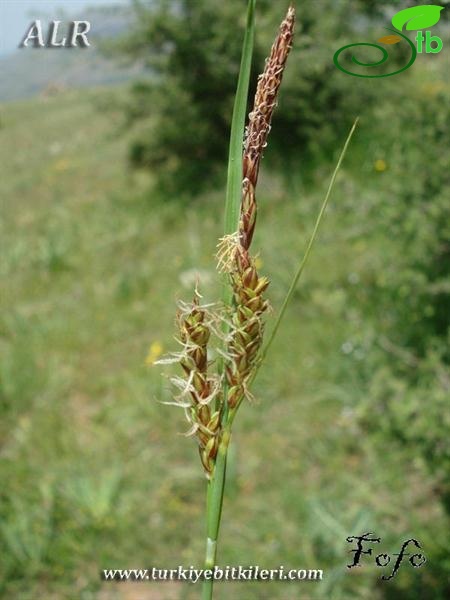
157;2;358;599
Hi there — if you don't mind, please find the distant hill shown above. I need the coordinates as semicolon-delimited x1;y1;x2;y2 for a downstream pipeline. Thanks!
0;6;145;103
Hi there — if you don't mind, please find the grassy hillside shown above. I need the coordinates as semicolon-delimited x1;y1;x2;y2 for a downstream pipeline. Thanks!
0;87;447;599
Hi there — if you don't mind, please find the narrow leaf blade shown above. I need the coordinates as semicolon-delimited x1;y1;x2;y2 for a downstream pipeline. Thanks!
255;118;360;372
224;0;256;242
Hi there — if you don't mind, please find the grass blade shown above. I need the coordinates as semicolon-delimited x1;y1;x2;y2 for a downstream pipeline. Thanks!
222;0;256;307
203;5;256;600
257;117;360;370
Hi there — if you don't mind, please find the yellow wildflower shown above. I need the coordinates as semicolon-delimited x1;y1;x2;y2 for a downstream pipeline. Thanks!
145;341;163;365
54;158;70;172
421;81;445;97
374;159;387;172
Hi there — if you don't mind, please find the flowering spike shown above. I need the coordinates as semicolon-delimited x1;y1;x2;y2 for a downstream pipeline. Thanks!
158;6;296;479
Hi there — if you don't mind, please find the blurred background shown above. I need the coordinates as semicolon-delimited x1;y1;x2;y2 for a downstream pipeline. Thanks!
1;1;449;598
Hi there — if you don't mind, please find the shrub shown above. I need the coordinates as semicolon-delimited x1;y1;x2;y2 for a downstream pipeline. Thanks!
115;0;397;194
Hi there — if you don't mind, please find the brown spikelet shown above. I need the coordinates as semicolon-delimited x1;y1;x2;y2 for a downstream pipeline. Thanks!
225;6;295;411
161;6;296;477
240;6;295;250
165;291;223;478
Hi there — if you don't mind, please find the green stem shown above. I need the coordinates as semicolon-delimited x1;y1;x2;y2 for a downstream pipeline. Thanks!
202;0;255;592
199;114;360;596
202;427;232;600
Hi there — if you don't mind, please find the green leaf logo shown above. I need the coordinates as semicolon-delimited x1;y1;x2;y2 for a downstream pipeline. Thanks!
392;5;444;31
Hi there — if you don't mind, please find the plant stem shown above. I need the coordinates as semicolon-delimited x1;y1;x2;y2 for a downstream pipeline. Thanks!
202;118;359;598
202;427;232;600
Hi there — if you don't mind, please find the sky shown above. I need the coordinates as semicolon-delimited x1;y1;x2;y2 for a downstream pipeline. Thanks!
0;0;130;56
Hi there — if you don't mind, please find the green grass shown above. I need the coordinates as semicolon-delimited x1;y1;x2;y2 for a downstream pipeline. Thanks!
1;86;448;600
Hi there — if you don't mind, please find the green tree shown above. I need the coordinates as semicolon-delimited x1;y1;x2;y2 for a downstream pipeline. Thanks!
115;0;397;194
